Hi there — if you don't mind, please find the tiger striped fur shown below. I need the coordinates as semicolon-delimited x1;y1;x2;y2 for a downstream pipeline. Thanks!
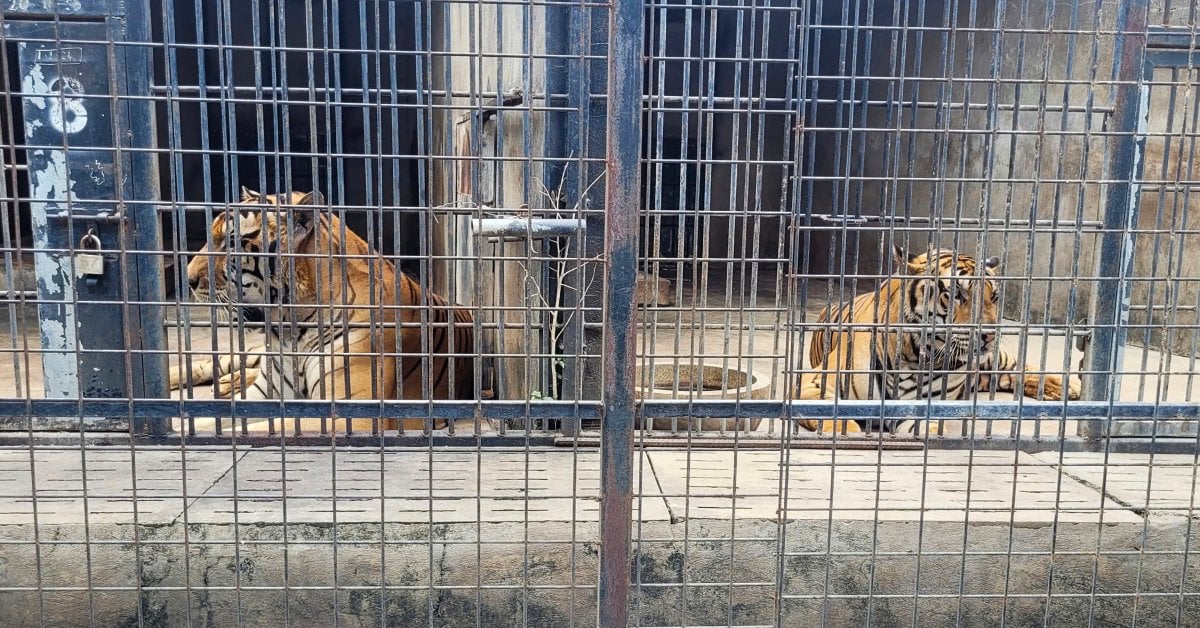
796;247;1080;435
168;191;265;398
168;187;475;432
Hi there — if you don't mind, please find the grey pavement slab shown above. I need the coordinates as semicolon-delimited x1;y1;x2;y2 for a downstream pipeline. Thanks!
647;449;1143;523
0;447;238;526
1032;451;1200;513
0;446;1180;529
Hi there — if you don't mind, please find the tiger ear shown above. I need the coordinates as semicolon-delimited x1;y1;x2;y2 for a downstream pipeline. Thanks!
892;244;919;274
289;206;321;246
289;192;324;244
983;256;1001;271
296;191;326;206
240;186;261;203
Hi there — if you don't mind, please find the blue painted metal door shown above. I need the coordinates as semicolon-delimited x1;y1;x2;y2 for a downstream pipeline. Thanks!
1;1;167;432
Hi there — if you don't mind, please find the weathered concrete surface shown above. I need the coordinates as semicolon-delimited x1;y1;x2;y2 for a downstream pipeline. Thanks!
1;447;1198;626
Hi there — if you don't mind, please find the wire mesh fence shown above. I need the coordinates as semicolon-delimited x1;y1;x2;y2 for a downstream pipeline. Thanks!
0;0;1197;625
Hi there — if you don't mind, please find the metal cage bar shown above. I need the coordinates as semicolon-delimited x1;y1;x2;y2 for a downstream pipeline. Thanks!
0;0;1198;626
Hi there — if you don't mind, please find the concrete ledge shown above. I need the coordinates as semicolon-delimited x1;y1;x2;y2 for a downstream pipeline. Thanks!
0;448;1197;626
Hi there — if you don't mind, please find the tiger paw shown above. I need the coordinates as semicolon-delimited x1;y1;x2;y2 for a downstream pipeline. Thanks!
896;419;941;437
1037;375;1081;401
1027;375;1071;401
217;368;260;398
798;418;862;434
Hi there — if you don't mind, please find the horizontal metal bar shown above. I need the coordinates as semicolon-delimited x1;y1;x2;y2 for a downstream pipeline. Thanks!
641;400;1200;420
0;432;1192;454
0;399;602;420
471;216;586;238
0;433;566;448
1147;26;1200;49
0;583;595;593
605;434;1200;455
918;435;1200;454
807;213;1106;229
560;436;926;450
0;537;1182;553
0;399;1196;422
633;322;1090;337
146;83;1116;115
1128;305;1198;312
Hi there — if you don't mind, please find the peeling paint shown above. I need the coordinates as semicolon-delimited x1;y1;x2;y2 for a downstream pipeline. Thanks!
6;0;83;12
23;55;80;399
33;256;78;398
20;59;48;112
28;150;75;202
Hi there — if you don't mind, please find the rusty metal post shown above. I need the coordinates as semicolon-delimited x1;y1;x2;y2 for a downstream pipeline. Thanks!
598;0;642;623
1080;0;1149;441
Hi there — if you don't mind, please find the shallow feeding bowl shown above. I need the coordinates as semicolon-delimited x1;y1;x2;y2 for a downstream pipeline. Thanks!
634;362;771;432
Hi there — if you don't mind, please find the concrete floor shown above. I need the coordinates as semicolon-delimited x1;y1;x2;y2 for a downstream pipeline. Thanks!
0;447;1177;528
0;270;1196;440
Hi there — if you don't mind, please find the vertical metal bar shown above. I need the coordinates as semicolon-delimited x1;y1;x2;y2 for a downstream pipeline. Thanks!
560;0;608;419
1081;0;1150;440
123;0;169;433
598;0;642;624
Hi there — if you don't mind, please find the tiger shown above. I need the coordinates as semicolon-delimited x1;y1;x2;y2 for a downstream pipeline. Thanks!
169;187;476;432
795;246;1081;435
168;194;266;398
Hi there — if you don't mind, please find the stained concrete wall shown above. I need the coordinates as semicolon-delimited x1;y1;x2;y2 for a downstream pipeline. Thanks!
2;518;1196;626
794;0;1200;357
2;447;1199;626
802;1;1113;319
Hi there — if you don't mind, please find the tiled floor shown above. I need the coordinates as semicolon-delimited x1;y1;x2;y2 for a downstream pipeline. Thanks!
2;447;1188;528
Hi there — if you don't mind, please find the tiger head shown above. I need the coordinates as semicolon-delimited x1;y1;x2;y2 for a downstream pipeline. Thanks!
185;186;324;321
895;246;1002;363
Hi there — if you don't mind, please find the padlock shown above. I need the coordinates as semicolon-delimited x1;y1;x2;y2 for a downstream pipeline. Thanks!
75;252;104;277
76;230;104;281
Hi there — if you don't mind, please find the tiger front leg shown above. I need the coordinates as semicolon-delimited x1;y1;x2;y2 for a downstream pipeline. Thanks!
215;367;262;398
168;357;218;391
211;351;265;398
795;371;863;434
1019;371;1082;401
982;348;1081;401
169;347;265;394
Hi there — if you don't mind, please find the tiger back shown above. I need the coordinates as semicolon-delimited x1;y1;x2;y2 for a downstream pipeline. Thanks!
796;247;1079;434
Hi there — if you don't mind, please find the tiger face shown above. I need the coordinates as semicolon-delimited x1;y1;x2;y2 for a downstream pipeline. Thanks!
898;247;1001;365
185;187;320;319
